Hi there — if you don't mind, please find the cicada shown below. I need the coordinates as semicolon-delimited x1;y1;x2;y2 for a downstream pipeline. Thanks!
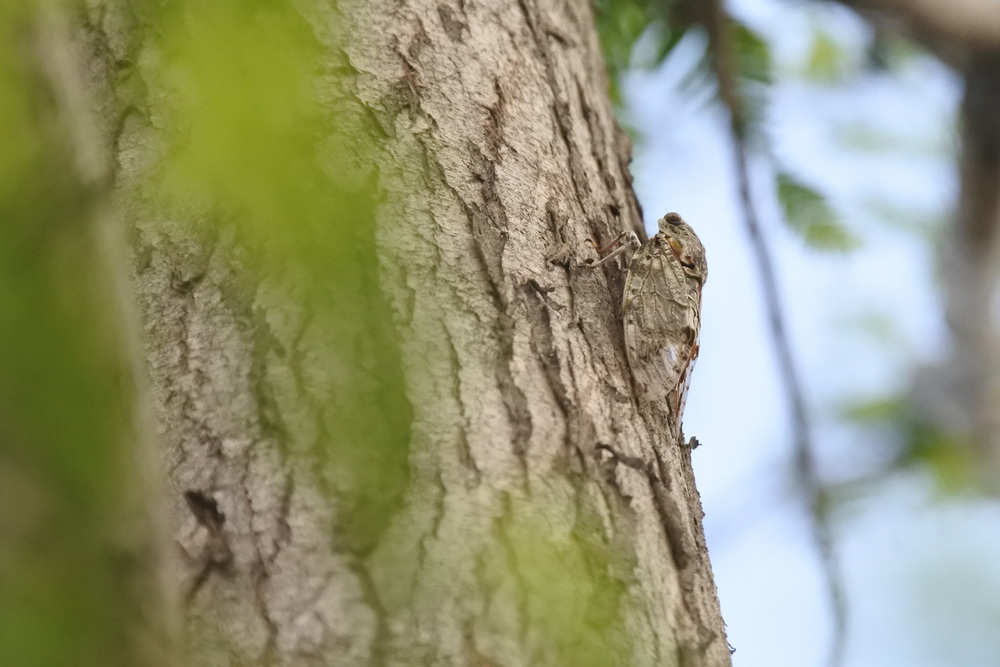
587;212;707;414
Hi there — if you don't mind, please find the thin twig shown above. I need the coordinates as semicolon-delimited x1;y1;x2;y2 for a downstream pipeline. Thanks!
700;3;848;665
731;139;848;667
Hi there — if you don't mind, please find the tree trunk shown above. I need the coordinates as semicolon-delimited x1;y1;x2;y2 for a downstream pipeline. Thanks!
78;0;730;665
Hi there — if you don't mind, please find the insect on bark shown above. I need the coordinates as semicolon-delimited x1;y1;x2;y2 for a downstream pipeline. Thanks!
586;212;707;416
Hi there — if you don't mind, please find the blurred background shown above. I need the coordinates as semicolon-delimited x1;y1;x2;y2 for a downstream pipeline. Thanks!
5;0;1000;664
597;0;1000;664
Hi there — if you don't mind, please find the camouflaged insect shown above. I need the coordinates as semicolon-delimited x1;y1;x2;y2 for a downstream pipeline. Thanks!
587;212;707;414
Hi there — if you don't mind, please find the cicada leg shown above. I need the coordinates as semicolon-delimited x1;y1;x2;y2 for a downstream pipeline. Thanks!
585;231;640;268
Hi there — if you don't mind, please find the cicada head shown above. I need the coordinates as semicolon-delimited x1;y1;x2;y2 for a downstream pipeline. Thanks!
659;212;707;285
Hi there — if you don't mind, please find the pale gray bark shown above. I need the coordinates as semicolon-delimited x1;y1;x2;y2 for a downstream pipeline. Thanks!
80;0;730;665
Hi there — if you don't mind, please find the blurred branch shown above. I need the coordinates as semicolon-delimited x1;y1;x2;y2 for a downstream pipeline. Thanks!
831;0;1000;64
690;1;848;664
939;58;1000;489
831;0;1000;491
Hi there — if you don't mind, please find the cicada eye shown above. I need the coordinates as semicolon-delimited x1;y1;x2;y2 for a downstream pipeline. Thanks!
664;212;683;226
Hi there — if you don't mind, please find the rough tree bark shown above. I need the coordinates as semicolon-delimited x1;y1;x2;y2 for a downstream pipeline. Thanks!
77;0;730;665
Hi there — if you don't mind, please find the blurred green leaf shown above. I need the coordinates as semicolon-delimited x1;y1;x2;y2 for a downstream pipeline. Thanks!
726;20;772;143
866;29;924;73
835;122;952;159
593;0;677;103
805;28;845;83
152;0;412;553
840;394;977;494
733;20;771;85
480;496;632;666
841;396;906;423
777;171;859;251
909;429;976;494
156;2;324;241
860;195;946;239
0;5;148;666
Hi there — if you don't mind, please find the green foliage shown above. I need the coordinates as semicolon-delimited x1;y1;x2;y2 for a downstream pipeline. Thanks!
730;20;772;142
841;396;976;494
804;28;848;83
860;195;945;239
156;1;323;240
835;122;951;160
0;5;142;666
733;20;771;85
153;0;411;553
480;496;632;666
841;395;906;424
593;0;775;147
866;29;926;73
777;171;859;252
908;428;977;493
593;0;676;104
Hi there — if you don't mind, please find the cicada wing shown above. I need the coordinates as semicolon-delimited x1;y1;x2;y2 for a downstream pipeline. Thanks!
672;338;700;416
623;243;701;405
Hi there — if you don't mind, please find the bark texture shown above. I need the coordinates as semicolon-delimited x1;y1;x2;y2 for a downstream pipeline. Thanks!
82;0;730;665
